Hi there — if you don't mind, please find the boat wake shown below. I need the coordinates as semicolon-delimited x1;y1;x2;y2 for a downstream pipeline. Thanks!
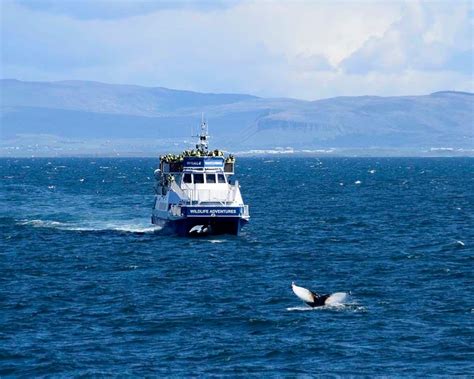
17;219;162;234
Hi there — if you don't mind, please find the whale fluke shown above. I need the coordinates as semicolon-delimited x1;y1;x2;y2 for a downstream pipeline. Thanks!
291;282;331;307
324;292;348;305
292;282;316;303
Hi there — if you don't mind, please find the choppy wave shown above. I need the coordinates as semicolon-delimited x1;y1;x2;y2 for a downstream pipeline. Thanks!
2;157;472;376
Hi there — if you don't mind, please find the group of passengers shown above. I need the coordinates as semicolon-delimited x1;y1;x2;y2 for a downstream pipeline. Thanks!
160;149;235;164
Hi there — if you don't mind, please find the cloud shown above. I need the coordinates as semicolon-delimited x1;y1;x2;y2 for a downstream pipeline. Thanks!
1;0;472;99
340;1;474;74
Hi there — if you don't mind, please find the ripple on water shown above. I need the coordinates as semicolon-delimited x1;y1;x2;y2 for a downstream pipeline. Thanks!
0;157;473;376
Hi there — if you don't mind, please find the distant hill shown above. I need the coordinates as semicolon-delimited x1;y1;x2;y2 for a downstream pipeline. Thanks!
1;79;473;154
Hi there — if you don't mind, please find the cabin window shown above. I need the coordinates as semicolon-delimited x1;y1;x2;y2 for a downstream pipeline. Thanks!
206;174;216;183
183;173;192;183
194;173;204;184
217;174;226;183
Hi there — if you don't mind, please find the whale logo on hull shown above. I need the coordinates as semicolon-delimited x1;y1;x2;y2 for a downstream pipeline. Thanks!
189;224;211;235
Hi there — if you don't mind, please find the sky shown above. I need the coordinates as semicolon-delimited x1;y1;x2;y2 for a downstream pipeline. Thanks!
1;0;473;100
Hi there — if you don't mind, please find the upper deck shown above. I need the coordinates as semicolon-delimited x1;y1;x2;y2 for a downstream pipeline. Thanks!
161;156;235;174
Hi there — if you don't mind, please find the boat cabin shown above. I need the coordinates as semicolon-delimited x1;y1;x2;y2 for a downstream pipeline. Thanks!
182;172;227;185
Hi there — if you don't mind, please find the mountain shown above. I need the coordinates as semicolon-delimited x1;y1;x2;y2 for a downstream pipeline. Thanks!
1;79;473;155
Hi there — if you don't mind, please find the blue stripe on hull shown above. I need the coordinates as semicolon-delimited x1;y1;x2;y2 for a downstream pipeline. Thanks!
153;216;247;236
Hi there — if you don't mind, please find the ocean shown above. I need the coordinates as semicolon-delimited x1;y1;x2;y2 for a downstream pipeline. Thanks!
1;157;473;376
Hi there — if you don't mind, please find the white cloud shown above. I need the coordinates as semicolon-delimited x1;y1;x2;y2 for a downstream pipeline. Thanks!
1;0;472;99
340;1;473;74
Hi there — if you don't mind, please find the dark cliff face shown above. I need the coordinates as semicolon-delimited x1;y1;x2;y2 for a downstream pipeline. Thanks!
1;79;473;150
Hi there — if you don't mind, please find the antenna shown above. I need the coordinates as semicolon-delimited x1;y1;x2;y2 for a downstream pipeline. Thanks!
195;114;209;152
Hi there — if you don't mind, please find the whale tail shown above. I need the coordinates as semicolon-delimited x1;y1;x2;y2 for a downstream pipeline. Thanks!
324;292;348;305
291;282;331;307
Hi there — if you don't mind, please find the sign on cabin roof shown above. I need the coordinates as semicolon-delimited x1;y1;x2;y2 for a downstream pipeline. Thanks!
183;157;224;168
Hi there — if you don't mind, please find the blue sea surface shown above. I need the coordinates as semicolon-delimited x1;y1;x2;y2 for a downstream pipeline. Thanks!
1;157;473;376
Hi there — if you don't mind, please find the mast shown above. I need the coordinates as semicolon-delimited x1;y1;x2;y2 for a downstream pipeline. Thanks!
195;113;209;153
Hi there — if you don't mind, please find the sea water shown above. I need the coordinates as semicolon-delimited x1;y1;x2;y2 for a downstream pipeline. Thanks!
1;157;473;375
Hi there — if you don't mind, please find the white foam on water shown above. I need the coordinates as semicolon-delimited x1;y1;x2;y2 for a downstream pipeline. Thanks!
18;219;63;227
208;239;226;244
17;219;162;234
109;224;162;234
286;306;313;311
354;180;362;185
287;303;365;313
455;240;465;246
89;223;162;234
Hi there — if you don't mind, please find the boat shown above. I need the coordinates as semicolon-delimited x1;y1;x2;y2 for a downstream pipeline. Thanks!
151;118;250;236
